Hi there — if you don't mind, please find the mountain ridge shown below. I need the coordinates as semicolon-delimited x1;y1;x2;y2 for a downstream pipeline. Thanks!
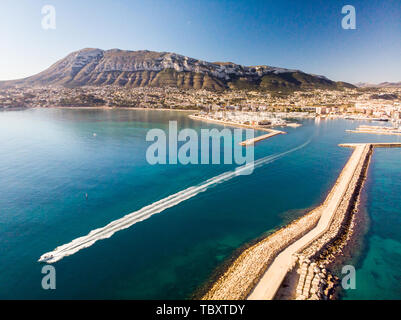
356;82;401;88
0;48;355;91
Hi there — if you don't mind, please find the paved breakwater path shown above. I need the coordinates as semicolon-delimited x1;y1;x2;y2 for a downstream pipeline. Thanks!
239;130;284;146
188;114;286;145
204;143;401;300
347;125;401;136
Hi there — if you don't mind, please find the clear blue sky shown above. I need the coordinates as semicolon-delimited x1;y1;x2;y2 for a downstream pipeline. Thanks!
0;0;400;83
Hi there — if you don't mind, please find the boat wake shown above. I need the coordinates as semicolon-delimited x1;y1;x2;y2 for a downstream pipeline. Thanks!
38;139;311;263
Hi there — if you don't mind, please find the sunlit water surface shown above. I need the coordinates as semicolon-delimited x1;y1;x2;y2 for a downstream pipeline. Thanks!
0;108;399;299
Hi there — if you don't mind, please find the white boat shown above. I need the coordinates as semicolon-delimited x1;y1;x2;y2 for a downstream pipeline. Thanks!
38;253;54;263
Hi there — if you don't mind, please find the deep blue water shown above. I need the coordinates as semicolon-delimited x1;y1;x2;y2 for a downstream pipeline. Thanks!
0;108;399;299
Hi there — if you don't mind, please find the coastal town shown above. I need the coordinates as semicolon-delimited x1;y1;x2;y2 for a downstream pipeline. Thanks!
2;0;401;305
1;85;400;129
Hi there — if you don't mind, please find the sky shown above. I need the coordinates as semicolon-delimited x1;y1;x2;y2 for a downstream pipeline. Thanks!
0;0;400;83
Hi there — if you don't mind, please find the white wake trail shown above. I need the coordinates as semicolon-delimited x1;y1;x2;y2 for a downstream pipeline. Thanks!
39;139;311;263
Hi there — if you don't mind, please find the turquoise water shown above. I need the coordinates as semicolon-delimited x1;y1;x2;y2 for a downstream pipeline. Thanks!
342;148;401;300
0;108;400;299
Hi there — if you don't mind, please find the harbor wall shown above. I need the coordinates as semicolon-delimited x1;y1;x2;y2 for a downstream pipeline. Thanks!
201;207;322;300
291;144;373;300
202;143;400;300
239;130;284;146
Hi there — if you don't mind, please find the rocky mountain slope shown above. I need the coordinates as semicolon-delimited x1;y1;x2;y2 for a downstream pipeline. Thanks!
0;48;355;91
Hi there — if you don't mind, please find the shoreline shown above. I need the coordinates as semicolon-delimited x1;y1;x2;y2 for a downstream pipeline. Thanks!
36;105;198;112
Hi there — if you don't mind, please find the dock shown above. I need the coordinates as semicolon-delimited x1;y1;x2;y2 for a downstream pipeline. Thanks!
239;130;285;146
346;125;401;136
189;114;286;146
340;142;401;148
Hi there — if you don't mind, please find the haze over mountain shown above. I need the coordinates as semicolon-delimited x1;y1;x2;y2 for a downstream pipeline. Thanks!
0;48;355;91
356;82;401;88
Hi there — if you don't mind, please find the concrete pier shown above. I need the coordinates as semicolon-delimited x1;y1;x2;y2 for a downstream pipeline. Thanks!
346;125;401;136
340;142;401;148
239;130;285;146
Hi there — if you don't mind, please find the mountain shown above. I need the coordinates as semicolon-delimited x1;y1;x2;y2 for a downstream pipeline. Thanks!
356;82;401;88
355;82;375;88
0;48;355;91
376;82;401;88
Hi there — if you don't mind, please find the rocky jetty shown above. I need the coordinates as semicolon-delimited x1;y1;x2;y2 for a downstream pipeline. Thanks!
290;144;372;300
202;143;400;300
202;207;322;300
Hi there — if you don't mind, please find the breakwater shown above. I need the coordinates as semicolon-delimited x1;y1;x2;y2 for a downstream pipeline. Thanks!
346;125;401;136
188;114;286;146
290;143;401;299
239;130;284;146
202;207;322;300
203;143;401;300
289;144;373;300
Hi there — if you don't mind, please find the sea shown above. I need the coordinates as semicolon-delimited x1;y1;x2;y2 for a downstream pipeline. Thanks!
0;108;399;299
